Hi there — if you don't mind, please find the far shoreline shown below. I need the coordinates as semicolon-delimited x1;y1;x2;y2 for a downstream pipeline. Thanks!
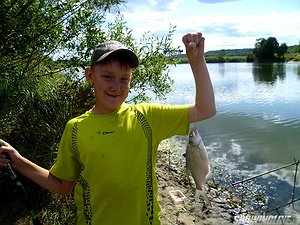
177;52;300;64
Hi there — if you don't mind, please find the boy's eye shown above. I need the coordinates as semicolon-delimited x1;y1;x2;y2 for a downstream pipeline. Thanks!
121;77;130;82
102;75;112;80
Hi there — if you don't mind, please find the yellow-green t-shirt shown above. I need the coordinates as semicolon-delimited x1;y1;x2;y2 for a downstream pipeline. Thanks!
50;103;189;225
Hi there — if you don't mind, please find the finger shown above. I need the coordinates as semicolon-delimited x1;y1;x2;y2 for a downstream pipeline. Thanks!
0;139;8;147
0;152;10;167
183;33;195;46
182;33;193;46
0;140;10;156
183;33;197;50
196;32;202;39
199;36;205;48
191;33;199;46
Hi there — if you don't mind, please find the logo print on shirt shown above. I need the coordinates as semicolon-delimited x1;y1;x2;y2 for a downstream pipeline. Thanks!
97;130;116;135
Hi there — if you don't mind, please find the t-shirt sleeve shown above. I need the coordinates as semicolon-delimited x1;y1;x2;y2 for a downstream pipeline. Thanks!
49;120;82;181
146;103;190;141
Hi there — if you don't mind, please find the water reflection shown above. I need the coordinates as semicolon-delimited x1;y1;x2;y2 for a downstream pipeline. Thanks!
296;63;300;77
252;63;286;84
218;63;226;76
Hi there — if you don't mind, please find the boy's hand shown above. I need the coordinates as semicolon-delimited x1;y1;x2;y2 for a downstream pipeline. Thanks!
182;32;205;62
0;139;20;168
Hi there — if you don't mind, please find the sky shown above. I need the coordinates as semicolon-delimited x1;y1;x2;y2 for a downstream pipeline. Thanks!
107;0;300;52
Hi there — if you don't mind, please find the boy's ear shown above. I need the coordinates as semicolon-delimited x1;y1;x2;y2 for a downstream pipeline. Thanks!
85;67;94;85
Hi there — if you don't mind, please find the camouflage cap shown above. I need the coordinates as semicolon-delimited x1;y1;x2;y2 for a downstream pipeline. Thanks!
91;40;139;68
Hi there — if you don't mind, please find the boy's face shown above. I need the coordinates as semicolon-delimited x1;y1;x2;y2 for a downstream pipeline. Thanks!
85;61;132;114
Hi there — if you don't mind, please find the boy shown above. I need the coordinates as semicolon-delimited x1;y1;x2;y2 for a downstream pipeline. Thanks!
0;32;216;225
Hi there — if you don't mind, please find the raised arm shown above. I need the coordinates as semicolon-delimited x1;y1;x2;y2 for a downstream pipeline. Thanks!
182;32;216;123
0;139;74;196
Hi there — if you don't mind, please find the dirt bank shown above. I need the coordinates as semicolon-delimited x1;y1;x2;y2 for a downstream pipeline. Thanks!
157;138;246;225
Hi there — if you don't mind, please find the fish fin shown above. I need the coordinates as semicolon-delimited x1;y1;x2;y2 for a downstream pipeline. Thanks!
195;189;211;208
186;169;193;188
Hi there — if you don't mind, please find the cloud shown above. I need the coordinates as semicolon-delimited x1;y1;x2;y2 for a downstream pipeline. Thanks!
116;1;300;51
123;0;180;12
201;23;243;37
169;11;300;50
117;0;181;39
149;0;180;11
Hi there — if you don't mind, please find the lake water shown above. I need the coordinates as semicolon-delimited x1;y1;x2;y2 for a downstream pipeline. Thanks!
160;62;300;215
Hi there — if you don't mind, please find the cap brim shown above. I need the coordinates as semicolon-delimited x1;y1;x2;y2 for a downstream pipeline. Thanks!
96;48;139;68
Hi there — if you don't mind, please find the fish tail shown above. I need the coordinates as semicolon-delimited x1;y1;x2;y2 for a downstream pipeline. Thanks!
195;189;211;207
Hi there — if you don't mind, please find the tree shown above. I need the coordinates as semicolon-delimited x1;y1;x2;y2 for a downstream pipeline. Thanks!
254;37;279;61
291;42;300;53
217;49;226;62
278;43;288;60
0;0;122;76
0;0;179;163
0;0;123;160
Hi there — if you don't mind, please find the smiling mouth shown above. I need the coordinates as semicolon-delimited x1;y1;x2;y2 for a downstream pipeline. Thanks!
106;93;121;98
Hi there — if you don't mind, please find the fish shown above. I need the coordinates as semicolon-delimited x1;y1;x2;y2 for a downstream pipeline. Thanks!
184;127;210;203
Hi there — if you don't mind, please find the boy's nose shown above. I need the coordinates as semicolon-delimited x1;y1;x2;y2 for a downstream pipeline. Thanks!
111;80;121;91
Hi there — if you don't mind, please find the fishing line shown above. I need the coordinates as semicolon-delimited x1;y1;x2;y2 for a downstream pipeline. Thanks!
2;153;42;225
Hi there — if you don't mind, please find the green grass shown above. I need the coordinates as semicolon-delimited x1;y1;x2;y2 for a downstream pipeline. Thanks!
285;53;300;62
41;194;77;225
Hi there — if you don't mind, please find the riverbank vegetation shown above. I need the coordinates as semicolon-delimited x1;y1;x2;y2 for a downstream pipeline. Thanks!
177;44;300;63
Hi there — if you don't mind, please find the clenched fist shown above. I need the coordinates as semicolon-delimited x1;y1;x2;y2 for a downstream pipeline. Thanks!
182;32;205;62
